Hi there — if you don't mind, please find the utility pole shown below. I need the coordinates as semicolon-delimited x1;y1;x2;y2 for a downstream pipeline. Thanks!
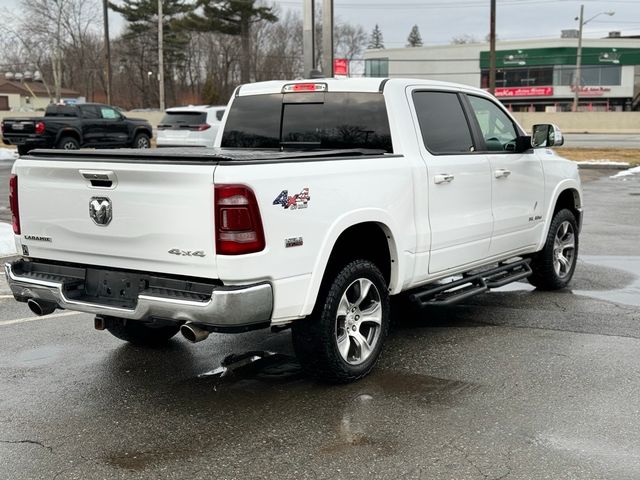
303;0;315;77
158;0;165;111
102;0;112;105
572;6;614;112
322;0;334;77
572;4;584;112
488;0;496;95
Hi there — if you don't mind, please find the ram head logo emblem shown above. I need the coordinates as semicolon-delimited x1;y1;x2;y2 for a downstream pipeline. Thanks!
89;197;112;226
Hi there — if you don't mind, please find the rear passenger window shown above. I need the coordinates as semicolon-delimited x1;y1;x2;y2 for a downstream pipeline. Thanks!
80;106;100;119
413;91;474;154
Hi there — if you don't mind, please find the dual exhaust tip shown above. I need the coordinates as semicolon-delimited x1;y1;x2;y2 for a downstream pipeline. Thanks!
27;298;211;344
27;299;57;316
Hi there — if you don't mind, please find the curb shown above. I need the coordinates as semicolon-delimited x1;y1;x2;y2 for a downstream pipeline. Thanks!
577;164;631;170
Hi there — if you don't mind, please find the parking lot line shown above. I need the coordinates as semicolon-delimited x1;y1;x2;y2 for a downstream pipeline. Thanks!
0;311;81;327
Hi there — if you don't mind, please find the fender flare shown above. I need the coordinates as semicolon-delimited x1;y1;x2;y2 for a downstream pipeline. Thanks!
299;208;403;317
55;128;82;146
536;179;583;251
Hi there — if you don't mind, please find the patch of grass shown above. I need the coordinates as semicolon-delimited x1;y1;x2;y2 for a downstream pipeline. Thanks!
554;148;640;164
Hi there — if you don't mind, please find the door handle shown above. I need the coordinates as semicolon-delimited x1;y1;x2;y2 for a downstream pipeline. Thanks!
434;174;455;184
494;169;512;179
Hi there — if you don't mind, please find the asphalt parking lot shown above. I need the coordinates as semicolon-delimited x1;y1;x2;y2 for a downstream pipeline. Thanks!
1;165;640;479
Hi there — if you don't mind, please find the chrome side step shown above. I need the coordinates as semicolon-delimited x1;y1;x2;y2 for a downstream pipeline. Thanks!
408;259;532;307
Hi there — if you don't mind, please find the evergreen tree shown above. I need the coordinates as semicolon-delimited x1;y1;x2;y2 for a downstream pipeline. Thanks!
406;25;423;47
183;0;277;84
367;24;384;49
109;0;191;106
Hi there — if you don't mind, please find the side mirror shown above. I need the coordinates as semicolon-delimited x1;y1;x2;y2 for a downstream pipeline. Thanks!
531;124;564;148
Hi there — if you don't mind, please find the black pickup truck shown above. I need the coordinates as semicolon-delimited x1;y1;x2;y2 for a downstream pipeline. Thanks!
1;103;153;156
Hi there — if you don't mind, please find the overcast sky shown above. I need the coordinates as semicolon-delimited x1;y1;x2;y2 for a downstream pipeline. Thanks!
3;0;640;49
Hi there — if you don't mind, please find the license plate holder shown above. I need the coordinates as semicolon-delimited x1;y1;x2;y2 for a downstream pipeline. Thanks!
84;269;145;307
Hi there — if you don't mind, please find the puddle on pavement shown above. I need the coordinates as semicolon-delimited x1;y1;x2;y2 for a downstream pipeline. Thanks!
10;345;65;367
492;256;640;307
572;256;640;307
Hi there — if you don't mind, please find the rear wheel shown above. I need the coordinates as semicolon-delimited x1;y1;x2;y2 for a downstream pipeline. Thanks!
528;208;579;290
57;136;79;150
133;133;150;149
292;259;390;383
105;317;180;346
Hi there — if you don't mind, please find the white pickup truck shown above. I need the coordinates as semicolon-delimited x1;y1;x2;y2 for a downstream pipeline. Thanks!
5;78;582;382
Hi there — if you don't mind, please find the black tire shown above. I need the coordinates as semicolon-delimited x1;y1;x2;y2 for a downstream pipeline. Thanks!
57;136;79;150
292;259;390;383
105;317;180;346
17;145;29;156
133;133;150;149
528;208;579;290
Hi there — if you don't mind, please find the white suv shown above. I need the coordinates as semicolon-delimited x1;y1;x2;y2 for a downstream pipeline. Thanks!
156;105;226;148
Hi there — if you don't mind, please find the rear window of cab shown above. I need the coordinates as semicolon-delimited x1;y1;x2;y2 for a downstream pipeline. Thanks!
221;92;393;152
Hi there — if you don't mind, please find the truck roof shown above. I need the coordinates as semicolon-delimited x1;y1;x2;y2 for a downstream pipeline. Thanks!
237;77;489;97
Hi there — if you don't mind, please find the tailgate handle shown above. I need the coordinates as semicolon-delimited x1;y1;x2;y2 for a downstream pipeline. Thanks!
80;170;117;189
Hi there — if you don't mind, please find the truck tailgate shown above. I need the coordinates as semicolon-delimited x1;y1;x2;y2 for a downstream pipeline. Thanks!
14;158;219;279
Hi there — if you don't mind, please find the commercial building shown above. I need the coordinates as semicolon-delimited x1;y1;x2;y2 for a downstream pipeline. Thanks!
364;34;640;111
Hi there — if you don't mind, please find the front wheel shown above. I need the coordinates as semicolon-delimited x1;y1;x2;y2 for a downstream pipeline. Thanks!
528;208;579;290
105;317;180;346
133;133;150;149
292;259;390;383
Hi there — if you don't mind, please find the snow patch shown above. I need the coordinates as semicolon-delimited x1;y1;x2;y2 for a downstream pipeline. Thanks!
0;223;17;256
611;166;640;179
578;160;630;166
0;148;18;161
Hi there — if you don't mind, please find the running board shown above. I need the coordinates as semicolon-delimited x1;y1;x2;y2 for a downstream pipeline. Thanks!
408;259;532;307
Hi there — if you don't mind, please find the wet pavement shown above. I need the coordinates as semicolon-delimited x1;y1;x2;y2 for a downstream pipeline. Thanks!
1;168;640;479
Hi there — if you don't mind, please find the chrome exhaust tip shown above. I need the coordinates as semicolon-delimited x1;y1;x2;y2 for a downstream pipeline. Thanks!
180;323;210;343
27;299;56;316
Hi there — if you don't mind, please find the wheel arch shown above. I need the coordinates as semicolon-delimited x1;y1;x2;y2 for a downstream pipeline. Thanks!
537;181;583;251
55;128;82;145
133;126;152;140
301;216;401;317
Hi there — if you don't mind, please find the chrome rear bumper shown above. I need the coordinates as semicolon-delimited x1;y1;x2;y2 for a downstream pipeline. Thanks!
5;260;273;329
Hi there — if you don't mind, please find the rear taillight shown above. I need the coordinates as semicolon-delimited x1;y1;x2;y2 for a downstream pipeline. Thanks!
9;174;20;235
215;185;265;255
195;124;211;131
35;121;45;134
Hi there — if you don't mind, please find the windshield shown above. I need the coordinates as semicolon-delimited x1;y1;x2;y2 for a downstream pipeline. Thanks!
221;92;393;152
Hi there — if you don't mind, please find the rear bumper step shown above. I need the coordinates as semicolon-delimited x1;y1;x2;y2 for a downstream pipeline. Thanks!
5;259;273;328
409;258;532;306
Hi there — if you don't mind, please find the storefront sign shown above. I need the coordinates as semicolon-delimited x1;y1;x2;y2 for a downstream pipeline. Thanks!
334;58;348;76
494;86;554;97
571;86;611;97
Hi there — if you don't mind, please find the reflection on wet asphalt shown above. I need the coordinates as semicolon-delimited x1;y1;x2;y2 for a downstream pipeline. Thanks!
494;255;640;307
573;256;640;307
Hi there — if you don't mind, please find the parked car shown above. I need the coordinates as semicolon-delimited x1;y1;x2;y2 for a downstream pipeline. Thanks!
156;105;226;148
1;103;153;156
5;78;582;383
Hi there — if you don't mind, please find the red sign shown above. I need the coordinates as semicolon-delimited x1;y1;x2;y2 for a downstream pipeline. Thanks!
494;86;554;97
334;58;348;76
571;86;611;97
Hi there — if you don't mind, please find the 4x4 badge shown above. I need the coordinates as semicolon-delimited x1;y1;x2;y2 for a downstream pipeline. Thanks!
89;197;112;226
